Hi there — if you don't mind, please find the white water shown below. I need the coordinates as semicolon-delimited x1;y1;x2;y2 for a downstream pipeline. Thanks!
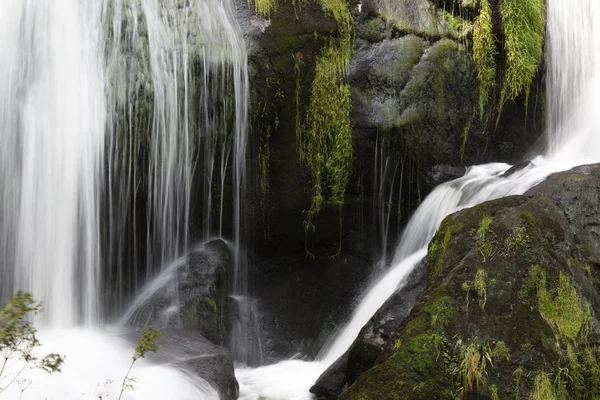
236;0;600;398
0;0;247;398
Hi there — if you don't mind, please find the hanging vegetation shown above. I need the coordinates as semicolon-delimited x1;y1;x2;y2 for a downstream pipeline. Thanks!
472;0;496;119
299;0;353;255
498;0;545;119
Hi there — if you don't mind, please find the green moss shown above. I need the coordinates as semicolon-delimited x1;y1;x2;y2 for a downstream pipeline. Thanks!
491;341;510;363
444;11;473;39
521;265;588;343
530;372;558;400
249;0;277;18
501;226;530;257
472;0;496;119
498;0;545;120
429;219;464;283
489;384;499;400
299;0;353;255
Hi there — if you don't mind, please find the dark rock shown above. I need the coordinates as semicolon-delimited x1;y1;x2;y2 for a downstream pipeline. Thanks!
310;354;349;400
311;257;428;399
431;164;467;185
125;328;239;400
502;160;533;177
340;164;600;399
122;239;231;345
252;246;373;362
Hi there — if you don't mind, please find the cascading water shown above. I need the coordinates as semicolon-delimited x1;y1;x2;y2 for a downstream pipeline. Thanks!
0;0;105;328
236;0;600;398
0;0;249;398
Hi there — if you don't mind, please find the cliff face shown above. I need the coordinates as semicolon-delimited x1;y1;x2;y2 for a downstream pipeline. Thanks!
233;0;545;361
239;0;544;262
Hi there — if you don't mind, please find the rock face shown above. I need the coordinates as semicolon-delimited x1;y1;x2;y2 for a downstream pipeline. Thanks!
126;329;239;400
311;258;428;399
237;0;544;264
339;164;600;400
179;239;231;344
252;241;374;362
122;239;231;345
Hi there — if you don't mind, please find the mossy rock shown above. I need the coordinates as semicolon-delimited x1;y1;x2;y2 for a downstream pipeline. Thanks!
342;164;600;400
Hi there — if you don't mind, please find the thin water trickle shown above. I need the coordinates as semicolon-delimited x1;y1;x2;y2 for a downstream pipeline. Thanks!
236;0;600;398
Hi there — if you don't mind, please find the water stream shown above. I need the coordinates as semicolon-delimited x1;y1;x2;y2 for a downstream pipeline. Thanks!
0;0;248;398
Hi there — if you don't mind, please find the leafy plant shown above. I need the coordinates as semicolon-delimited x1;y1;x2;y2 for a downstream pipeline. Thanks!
0;292;64;396
117;327;162;400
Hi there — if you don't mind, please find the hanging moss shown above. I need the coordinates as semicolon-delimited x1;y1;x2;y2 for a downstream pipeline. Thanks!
250;0;277;18
472;0;496;119
498;0;545;119
298;0;353;255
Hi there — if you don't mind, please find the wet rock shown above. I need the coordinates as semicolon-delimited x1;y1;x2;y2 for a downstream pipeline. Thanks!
310;257;428;399
125;328;239;400
340;165;600;400
122;239;231;345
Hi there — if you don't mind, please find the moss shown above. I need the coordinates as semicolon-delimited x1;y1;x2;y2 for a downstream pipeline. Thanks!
443;11;473;39
491;341;510;363
489;384;499;400
249;0;277;18
428;218;464;283
298;0;353;254
498;0;545;120
472;0;496;119
521;266;588;343
530;372;558;400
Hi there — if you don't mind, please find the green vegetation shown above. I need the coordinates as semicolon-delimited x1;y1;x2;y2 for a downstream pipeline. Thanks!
530;372;557;400
521;266;590;343
429;219;464;283
475;215;495;262
498;0;545;119
1;292;162;399
299;0;353;255
472;0;496;119
0;292;64;395
118;327;162;400
249;0;277;18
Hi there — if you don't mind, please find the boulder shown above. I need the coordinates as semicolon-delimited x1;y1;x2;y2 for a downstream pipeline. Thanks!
311;257;428;399
126;328;239;400
339;164;600;399
122;239;231;345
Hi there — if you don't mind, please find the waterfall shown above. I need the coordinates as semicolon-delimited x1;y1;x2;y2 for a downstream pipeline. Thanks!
0;0;106;327
103;0;249;319
0;0;249;397
236;0;600;398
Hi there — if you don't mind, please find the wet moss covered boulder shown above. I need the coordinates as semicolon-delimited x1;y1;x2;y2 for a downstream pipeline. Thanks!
122;239;231;345
340;164;600;400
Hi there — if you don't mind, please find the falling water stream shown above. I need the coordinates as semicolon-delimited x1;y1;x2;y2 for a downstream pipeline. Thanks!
236;0;600;398
0;0;247;398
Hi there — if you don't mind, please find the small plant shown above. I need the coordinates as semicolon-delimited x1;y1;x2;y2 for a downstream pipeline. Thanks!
475;215;496;262
462;268;487;312
0;292;64;395
455;338;492;398
117;327;162;400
